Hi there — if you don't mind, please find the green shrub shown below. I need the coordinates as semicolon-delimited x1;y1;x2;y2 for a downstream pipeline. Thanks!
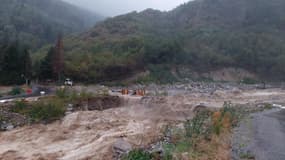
11;101;28;114
175;140;192;153
56;88;68;99
122;149;152;160
135;75;155;84
162;143;174;160
79;89;93;100
63;89;94;102
67;90;79;102
240;152;255;159
184;110;210;138
0;115;4;122
221;102;241;127
28;99;65;123
9;87;24;95
241;78;258;84
264;103;273;110
212;102;240;135
212;117;223;135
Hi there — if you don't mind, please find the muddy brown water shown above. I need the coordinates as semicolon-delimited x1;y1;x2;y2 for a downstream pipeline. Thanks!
1;88;285;160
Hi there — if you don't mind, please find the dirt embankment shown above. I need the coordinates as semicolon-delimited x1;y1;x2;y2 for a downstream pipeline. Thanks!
73;96;122;111
0;87;285;160
176;67;257;82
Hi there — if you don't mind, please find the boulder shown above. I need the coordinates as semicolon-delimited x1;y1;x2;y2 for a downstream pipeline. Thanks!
192;103;211;114
6;124;14;131
232;87;242;95
112;139;132;154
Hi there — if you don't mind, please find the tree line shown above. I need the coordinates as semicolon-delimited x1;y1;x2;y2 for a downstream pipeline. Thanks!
38;36;64;82
0;36;64;85
0;42;31;85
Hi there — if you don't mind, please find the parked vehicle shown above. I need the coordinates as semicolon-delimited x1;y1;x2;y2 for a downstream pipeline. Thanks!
64;78;73;86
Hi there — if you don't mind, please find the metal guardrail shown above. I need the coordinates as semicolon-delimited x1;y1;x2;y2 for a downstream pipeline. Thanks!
0;86;52;101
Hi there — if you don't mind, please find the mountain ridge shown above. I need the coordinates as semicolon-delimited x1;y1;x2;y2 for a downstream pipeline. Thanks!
39;0;285;83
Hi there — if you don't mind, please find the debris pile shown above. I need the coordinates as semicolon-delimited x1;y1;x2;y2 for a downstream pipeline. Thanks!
0;107;27;131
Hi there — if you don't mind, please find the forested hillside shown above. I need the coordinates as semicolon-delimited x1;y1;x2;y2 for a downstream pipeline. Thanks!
53;0;285;83
0;0;103;49
0;0;103;85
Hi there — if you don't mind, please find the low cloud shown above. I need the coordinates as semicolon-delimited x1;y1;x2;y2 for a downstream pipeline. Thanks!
63;0;189;16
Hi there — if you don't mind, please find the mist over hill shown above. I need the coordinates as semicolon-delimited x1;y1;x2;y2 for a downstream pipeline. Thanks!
0;0;103;49
63;0;189;16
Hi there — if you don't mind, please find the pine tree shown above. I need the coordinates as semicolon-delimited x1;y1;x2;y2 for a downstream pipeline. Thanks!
40;47;55;80
0;42;31;85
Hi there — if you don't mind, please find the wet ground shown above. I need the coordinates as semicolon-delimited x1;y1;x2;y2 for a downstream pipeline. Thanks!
232;108;285;160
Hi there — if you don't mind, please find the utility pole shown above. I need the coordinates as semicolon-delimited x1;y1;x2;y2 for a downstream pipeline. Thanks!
21;74;28;86
53;34;64;83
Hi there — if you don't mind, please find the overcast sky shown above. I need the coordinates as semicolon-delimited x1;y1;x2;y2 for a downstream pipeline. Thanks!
63;0;189;17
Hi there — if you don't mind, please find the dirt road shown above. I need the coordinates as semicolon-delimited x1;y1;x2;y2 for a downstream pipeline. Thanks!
1;87;285;160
